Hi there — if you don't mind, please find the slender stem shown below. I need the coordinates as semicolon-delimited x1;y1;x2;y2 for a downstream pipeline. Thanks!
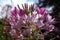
5;34;8;40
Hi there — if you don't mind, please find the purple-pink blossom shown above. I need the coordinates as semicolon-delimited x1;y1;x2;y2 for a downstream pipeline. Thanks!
4;5;55;40
18;9;26;16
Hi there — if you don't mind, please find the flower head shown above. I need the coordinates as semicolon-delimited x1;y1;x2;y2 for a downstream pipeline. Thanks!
4;4;55;40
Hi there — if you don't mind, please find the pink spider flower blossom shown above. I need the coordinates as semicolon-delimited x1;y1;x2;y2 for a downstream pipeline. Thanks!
36;6;47;15
4;5;56;40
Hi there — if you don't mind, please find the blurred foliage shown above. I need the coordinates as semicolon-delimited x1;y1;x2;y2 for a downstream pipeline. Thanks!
0;19;6;40
0;19;11;40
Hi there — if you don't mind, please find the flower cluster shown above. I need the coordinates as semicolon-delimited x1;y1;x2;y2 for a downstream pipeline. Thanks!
4;4;55;40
